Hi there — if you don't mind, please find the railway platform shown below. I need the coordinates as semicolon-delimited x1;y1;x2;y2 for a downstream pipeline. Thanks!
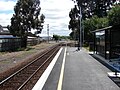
32;47;120;90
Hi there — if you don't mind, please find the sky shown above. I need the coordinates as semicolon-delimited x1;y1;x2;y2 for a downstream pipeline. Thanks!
0;0;75;36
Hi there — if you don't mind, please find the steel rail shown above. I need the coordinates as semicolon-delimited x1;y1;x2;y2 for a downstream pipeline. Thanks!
0;44;60;89
17;46;60;90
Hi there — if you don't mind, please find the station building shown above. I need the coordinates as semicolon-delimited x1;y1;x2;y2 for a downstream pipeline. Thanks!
0;25;43;51
0;25;21;51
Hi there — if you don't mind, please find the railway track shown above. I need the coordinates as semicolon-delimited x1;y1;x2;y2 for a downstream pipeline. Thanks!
0;44;61;90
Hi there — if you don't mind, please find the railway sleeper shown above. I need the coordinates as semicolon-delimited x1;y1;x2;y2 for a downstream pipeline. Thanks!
0;87;13;90
1;82;21;88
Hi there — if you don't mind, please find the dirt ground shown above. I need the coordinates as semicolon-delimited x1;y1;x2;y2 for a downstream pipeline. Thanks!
0;42;58;74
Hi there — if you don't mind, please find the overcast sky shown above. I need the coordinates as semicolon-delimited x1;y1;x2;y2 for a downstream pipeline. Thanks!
0;0;74;36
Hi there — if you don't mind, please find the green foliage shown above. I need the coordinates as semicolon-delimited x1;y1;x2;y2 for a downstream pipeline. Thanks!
108;4;120;27
69;32;74;39
53;35;60;41
83;16;109;42
7;0;45;37
68;5;80;31
7;0;45;48
70;0;119;43
69;30;79;40
84;16;109;31
60;36;68;40
68;5;80;41
69;0;117;42
53;35;70;41
72;0;119;19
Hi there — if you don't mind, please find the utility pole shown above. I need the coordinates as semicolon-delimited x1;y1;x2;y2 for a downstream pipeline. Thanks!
78;6;82;51
47;24;49;43
80;6;82;50
83;22;84;46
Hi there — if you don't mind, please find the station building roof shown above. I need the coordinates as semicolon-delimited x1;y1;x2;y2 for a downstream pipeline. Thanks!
0;35;18;39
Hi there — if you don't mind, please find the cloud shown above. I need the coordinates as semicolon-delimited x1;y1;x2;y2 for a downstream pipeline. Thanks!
40;0;74;36
0;0;74;36
0;13;13;26
0;0;16;26
0;0;16;11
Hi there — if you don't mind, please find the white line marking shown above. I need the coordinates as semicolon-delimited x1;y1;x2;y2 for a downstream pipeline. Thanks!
57;47;67;90
32;47;63;90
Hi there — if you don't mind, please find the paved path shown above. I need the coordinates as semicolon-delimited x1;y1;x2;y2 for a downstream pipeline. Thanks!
37;47;120;90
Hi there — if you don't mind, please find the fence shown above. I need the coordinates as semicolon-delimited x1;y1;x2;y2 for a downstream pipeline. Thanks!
0;37;21;51
27;37;42;46
0;36;43;51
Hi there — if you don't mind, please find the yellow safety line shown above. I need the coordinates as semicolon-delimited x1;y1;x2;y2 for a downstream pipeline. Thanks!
57;47;67;90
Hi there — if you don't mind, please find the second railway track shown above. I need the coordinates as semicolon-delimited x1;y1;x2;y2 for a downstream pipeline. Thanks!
0;44;61;90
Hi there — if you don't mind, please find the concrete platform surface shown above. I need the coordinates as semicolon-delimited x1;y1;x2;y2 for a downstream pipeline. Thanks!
34;47;120;90
62;47;119;90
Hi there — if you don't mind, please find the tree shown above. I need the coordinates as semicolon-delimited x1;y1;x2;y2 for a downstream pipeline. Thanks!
83;16;109;42
69;32;74;40
68;5;80;39
8;0;45;48
108;4;120;27
53;35;60;42
60;36;71;40
69;0;119;44
72;0;119;19
69;30;79;40
68;5;80;31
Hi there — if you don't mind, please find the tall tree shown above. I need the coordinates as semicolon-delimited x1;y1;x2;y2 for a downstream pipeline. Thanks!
72;0;119;19
68;5;80;43
8;0;45;48
69;0;119;43
83;16;109;42
68;5;80;31
53;34;60;42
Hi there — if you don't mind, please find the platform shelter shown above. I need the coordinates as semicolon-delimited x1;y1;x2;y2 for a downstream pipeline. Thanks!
92;26;120;59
